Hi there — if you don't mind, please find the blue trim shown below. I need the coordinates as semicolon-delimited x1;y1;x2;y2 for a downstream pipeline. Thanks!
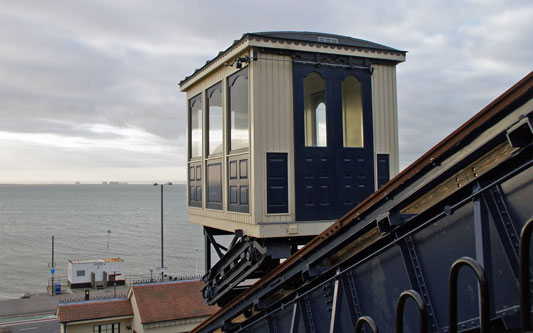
377;154;390;188
293;64;374;220
267;153;289;214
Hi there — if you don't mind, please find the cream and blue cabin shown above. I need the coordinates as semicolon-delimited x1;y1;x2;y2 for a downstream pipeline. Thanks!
180;31;405;305
181;31;405;237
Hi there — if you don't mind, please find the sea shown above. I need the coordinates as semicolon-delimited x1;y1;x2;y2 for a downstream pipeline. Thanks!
0;184;211;300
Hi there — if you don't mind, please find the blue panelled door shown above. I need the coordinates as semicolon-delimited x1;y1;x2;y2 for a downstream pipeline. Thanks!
294;64;374;221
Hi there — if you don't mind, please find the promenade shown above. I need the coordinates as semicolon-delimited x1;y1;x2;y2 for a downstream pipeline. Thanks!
0;285;129;332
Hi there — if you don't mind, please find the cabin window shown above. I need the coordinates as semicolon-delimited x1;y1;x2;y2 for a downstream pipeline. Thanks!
228;67;249;152
76;270;85;277
207;83;223;155
304;72;327;147
189;94;202;159
93;323;120;333
342;75;364;147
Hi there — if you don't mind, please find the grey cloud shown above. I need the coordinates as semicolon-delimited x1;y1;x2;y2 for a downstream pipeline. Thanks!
0;0;531;181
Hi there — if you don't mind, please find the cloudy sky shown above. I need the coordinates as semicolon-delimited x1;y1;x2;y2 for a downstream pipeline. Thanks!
0;0;531;183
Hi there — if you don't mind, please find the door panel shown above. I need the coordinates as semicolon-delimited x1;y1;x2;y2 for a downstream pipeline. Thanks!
294;64;374;220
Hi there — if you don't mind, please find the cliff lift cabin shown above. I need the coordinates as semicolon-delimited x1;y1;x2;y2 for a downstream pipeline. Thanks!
179;31;406;306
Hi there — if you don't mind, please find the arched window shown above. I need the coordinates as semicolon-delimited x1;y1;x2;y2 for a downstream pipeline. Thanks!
303;72;327;147
342;75;364;147
228;68;249;151
207;83;223;155
189;94;202;159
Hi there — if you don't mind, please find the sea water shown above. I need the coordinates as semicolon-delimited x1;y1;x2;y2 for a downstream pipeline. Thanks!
0;184;205;299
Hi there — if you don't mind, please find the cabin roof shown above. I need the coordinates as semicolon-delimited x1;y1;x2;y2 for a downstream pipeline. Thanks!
248;31;401;52
132;280;218;324
69;258;123;264
57;299;133;323
179;31;405;88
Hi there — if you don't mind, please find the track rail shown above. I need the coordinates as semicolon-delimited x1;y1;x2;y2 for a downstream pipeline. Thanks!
193;72;533;332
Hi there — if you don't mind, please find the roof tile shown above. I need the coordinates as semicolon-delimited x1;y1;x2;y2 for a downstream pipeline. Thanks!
58;299;132;323
132;280;217;324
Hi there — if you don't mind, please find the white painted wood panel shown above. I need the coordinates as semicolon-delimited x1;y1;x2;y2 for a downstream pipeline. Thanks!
251;53;295;224
371;64;400;189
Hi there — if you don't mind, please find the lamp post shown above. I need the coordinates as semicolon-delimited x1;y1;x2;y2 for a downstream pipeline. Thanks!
153;182;172;280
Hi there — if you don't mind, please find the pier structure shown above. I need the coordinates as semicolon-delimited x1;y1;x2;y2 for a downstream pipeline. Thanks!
179;31;405;306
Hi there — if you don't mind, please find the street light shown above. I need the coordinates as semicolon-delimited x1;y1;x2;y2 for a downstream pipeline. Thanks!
153;182;172;280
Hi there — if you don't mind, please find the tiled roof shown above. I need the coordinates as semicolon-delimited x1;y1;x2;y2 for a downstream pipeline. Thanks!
132;280;218;324
57;299;133;323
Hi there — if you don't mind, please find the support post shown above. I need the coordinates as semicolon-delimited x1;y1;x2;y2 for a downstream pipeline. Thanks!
473;183;494;315
51;235;55;296
204;227;211;272
161;184;164;280
329;269;343;333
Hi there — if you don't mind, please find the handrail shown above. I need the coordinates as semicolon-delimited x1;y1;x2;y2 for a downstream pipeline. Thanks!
396;290;427;333
448;257;489;333
520;219;533;331
354;316;378;333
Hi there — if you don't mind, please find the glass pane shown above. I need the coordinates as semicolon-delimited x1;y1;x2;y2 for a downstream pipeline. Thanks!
342;76;364;147
189;95;202;158
208;86;223;155
304;72;327;147
229;70;249;151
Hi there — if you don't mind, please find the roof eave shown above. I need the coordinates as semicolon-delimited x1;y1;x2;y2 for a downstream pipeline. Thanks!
179;33;406;91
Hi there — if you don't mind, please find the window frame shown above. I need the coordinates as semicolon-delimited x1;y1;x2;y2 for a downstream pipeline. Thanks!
206;82;223;157
188;93;203;161
227;67;249;154
93;323;120;333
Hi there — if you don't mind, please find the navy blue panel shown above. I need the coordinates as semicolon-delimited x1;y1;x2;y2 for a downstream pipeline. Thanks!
486;207;520;311
240;186;248;205
343;158;353;177
294;64;374;220
304;159;313;178
352;246;413;333
267;153;289;214
207;162;222;210
319;185;329;204
305;186;314;205
229;160;238;179
357;159;365;178
306;284;333;332
413;203;477;326
319;158;328;177
273;307;293;333
343;185;353;204
239;160;248;179
377;154;389;188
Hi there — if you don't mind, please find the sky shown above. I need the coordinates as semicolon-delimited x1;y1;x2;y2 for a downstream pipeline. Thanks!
0;0;531;183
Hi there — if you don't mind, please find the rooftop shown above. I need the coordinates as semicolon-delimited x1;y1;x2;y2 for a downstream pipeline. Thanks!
179;31;405;87
132;280;218;324
57;299;132;323
69;258;123;264
247;31;401;51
